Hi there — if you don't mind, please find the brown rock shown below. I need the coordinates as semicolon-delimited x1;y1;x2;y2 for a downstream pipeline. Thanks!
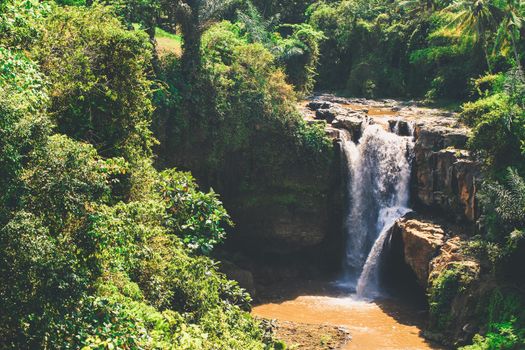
315;108;337;123
332;113;367;141
395;218;445;287
429;237;480;280
413;124;480;223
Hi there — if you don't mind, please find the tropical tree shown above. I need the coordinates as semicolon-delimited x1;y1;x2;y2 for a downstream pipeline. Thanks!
445;0;502;72
398;0;450;16
167;0;235;75
494;0;524;68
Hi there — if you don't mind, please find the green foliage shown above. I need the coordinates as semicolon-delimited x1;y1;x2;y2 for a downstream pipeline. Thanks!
33;3;155;159
0;0;49;49
0;47;51;219
304;0;524;99
0;211;90;348
164;19;331;176
470;73;506;99
472;168;525;279
479;168;525;241
86;200;269;349
308;0;423;97
0;2;283;349
428;262;477;331
461;69;525;171
460;290;525;350
273;23;325;95
464;65;525;347
158;169;232;254
22;135;111;230
235;4;325;95
251;0;317;23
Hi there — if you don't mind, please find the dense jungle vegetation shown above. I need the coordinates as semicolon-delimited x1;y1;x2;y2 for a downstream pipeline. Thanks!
0;0;524;349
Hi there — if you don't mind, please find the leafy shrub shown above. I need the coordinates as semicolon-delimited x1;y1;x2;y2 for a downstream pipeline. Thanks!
163;20;331;178
272;23;325;96
478;169;525;242
429;262;477;331
460;290;525;350
0;47;51;219
459;69;525;173
21;135;111;230
33;3;155;159
460;93;523;171
0;211;90;348
0;0;49;49
158;169;232;254
87;199;270;349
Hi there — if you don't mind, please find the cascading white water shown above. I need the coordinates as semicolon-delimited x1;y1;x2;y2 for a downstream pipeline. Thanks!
340;120;414;298
355;206;411;297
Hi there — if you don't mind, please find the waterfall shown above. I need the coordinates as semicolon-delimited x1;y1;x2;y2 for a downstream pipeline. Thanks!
355;206;411;297
340;120;414;298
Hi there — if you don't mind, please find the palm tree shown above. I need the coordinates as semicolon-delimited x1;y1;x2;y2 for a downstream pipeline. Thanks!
166;0;235;76
494;0;524;68
445;0;502;72
479;168;525;239
398;0;449;16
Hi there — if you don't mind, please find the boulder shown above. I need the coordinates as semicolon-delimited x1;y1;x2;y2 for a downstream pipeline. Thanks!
444;132;468;149
388;119;411;136
332;113;366;141
308;100;333;111
315;108;337;123
325;126;348;141
392;217;445;288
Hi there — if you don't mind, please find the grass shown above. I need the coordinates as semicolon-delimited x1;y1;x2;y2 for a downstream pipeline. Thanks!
155;27;183;57
155;27;182;42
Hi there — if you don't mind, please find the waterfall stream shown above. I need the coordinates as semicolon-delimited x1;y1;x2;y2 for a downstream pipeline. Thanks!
340;121;414;298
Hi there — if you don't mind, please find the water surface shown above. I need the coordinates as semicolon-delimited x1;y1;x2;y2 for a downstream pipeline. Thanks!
253;282;443;350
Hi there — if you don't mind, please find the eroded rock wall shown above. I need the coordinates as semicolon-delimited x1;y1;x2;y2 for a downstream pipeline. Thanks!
412;123;480;223
386;213;484;347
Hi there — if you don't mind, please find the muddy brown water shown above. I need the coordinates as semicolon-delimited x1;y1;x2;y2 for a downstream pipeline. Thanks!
253;282;444;350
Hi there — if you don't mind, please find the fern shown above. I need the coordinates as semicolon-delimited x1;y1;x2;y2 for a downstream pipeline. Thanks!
479;168;525;241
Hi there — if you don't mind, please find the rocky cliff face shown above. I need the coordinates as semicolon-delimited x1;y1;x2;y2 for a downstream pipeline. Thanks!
413;122;480;222
386;214;480;290
389;216;446;288
226;94;483;297
385;213;484;346
221;130;344;283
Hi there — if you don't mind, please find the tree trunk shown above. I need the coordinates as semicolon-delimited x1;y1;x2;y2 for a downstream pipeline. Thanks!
145;18;161;75
510;33;522;69
483;39;493;74
176;1;203;79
